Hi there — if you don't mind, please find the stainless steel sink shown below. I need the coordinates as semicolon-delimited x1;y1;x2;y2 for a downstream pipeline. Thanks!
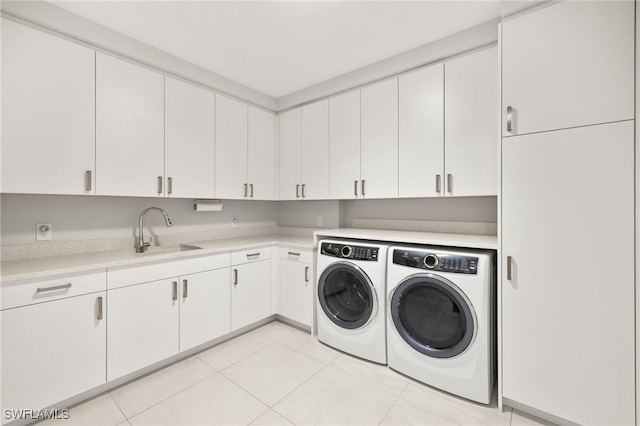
131;244;203;255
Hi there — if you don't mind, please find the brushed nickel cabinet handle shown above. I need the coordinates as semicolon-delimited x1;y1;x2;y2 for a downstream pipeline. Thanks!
361;180;366;197
172;281;178;301
96;296;103;320
436;175;441;194
183;279;188;298
233;269;238;285
301;183;306;198
250;183;254;198
304;266;309;283
447;174;453;194
354;180;359;197
157;176;163;194
244;183;248;197
296;184;300;198
507;256;513;280
85;170;92;192
246;252;260;259
167;177;173;195
288;251;301;257
507;106;513;132
37;283;72;293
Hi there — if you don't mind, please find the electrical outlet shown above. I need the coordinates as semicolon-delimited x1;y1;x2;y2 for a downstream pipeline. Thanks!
231;217;238;228
36;223;52;241
316;215;323;227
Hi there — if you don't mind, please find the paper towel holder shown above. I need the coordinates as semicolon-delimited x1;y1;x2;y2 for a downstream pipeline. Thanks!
193;199;223;212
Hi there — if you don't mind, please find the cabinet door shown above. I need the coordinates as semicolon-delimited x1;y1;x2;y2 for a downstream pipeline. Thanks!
329;91;361;199
180;269;231;351
502;121;634;425
301;100;330;200
215;95;248;199
1;19;95;195
279;259;312;327
96;53;164;197
361;78;398;198
278;108;302;200
231;260;272;331
107;279;179;381
248;107;275;200
502;1;634;136
1;293;106;414
165;77;215;198
398;64;443;198
444;47;497;196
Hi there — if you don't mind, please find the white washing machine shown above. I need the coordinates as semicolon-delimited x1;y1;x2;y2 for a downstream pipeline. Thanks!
386;245;496;404
316;239;389;364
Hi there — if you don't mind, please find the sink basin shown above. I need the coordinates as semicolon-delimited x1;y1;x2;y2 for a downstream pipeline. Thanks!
132;244;203;255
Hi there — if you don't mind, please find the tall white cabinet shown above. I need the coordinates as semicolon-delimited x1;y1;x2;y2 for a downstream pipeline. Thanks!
500;2;635;424
1;18;96;195
329;91;361;199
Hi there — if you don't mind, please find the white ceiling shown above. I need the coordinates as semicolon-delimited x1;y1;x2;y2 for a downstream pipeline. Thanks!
50;1;533;99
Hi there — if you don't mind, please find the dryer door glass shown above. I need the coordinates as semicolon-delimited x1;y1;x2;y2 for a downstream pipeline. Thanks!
390;276;475;358
318;263;376;330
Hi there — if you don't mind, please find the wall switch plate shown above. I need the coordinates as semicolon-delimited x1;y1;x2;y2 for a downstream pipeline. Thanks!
316;215;323;227
36;223;52;241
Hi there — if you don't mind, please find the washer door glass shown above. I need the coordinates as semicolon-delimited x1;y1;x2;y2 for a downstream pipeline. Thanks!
390;275;475;358
318;262;376;330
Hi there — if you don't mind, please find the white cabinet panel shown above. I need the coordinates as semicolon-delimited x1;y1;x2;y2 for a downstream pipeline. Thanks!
301;100;330;200
398;64;443;198
329;91;361;199
502;121;635;425
279;257;312;327
1;19;95;195
231;260;272;331
215;95;249;199
179;268;231;351
445;47;497;196
165;77;215;198
248;107;275;200
361;78;398;198
107;279;179;381
96;53;165;197
278;108;302;200
502;1;634;136
1;292;106;418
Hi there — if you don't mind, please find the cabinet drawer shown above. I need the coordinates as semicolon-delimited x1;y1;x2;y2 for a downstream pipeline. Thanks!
231;246;272;265
1;270;106;310
279;247;312;264
108;252;230;290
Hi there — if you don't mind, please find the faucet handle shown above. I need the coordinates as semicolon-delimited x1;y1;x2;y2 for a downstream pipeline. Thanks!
143;236;153;247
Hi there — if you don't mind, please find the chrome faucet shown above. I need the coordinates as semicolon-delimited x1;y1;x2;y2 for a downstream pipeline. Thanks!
136;207;172;253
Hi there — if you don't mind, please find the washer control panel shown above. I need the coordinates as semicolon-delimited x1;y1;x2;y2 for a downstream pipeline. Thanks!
393;249;478;274
321;242;379;261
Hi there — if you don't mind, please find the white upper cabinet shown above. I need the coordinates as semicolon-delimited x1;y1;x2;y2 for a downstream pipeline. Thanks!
247;107;276;200
278;101;329;200
361;78;398;199
96;53;165;197
165;77;215;198
215;95;249;199
1;18;95;195
398;64;444;198
502;1;634;136
329;90;361;199
444;47;498;196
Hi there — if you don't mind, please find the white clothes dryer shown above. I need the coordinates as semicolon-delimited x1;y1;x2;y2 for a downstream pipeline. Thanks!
386;245;496;404
316;239;389;364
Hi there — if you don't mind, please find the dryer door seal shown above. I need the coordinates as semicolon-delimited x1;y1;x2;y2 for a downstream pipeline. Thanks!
318;262;378;330
390;274;476;358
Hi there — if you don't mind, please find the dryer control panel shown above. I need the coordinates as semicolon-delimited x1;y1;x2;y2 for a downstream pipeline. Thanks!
393;249;478;274
321;242;379;261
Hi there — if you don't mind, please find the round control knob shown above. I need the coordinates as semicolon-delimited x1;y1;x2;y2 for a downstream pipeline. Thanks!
341;245;352;258
423;254;439;269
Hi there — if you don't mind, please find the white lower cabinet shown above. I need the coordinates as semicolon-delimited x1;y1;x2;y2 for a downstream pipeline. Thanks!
231;247;273;331
1;272;107;424
278;248;313;327
179;268;231;351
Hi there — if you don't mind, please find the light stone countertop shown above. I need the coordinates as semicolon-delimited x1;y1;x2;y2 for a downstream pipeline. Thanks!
1;233;314;283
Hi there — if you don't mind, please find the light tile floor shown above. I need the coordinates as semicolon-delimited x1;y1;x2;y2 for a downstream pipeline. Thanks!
39;321;554;426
